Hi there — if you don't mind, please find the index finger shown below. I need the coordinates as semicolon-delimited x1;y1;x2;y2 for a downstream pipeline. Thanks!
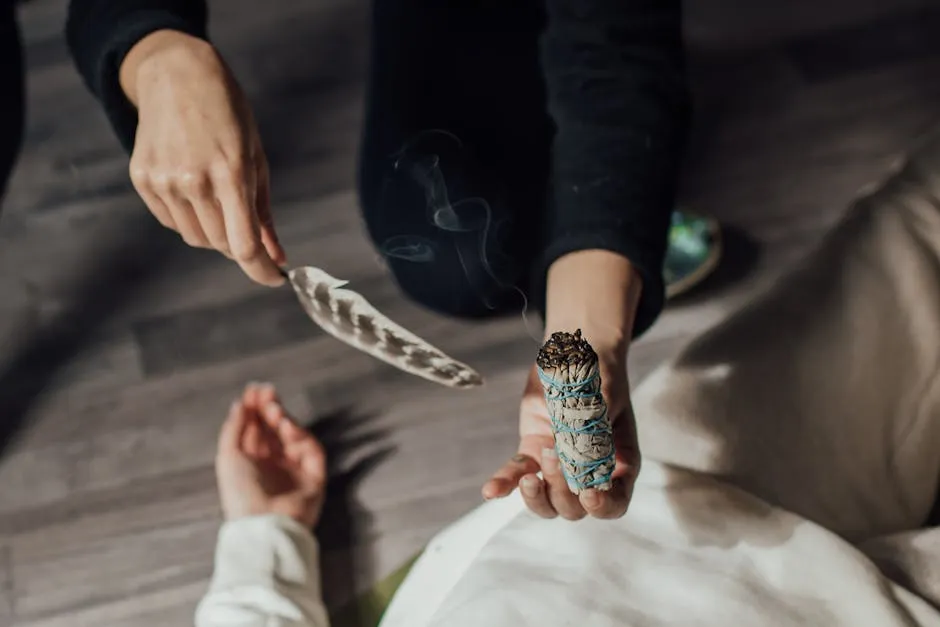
482;453;540;500
214;168;285;287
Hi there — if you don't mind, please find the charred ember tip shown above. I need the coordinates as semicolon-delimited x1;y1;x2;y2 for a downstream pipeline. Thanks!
536;329;598;370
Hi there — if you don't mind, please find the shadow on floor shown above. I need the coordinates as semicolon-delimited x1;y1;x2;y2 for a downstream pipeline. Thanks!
307;407;397;616
0;220;178;455
927;492;940;527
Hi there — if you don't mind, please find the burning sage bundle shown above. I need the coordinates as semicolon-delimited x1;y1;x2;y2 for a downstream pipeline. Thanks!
536;329;615;494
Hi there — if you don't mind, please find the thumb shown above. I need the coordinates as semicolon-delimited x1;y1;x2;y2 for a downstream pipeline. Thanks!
218;400;250;458
255;156;286;266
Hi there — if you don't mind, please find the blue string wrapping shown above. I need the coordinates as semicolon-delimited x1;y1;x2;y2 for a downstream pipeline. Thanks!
536;366;616;493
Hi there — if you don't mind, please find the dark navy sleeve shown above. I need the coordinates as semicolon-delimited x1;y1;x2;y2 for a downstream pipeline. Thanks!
66;0;209;152
538;0;691;336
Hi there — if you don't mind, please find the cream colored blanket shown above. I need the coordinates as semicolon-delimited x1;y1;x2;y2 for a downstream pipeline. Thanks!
380;127;940;626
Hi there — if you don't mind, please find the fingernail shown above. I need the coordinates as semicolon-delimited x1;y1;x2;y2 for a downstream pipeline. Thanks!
483;481;506;501
581;488;600;508
520;476;538;498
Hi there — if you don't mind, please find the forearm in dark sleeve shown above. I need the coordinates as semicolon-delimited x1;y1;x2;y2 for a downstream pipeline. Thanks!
65;0;209;152
538;0;691;337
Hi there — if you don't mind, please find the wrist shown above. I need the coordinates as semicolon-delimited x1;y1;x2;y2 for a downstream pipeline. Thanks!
543;250;642;358
119;29;216;106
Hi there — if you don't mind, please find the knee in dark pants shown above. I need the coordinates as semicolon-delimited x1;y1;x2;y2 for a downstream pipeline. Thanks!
380;246;505;321
0;7;25;200
356;130;528;321
358;177;516;320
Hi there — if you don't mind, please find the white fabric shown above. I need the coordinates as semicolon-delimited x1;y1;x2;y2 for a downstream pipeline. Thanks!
383;471;940;627
195;128;940;626
195;514;329;627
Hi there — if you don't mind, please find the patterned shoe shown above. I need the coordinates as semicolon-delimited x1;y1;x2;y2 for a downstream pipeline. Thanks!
664;209;722;299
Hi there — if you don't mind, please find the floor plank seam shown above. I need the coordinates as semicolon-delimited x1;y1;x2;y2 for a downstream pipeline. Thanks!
1;543;14;620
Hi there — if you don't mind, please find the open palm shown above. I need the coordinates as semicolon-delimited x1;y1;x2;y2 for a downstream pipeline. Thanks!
482;360;641;520
216;383;327;528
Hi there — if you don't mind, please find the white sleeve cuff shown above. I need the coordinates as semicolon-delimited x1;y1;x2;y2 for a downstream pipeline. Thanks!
194;514;329;627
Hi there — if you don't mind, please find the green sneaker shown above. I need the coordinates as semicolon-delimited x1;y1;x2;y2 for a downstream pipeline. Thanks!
664;209;722;299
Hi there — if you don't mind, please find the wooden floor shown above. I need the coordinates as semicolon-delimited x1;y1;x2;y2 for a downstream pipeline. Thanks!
2;0;940;625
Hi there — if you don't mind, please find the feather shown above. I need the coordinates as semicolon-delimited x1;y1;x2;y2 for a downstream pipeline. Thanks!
286;266;484;389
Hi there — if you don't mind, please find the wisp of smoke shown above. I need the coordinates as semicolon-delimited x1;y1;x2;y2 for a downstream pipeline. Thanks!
380;234;437;263
379;129;540;343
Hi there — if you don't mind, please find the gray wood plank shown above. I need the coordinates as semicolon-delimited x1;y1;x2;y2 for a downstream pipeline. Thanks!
0;542;13;622
8;469;218;622
11;517;216;623
132;288;321;376
11;582;207;627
